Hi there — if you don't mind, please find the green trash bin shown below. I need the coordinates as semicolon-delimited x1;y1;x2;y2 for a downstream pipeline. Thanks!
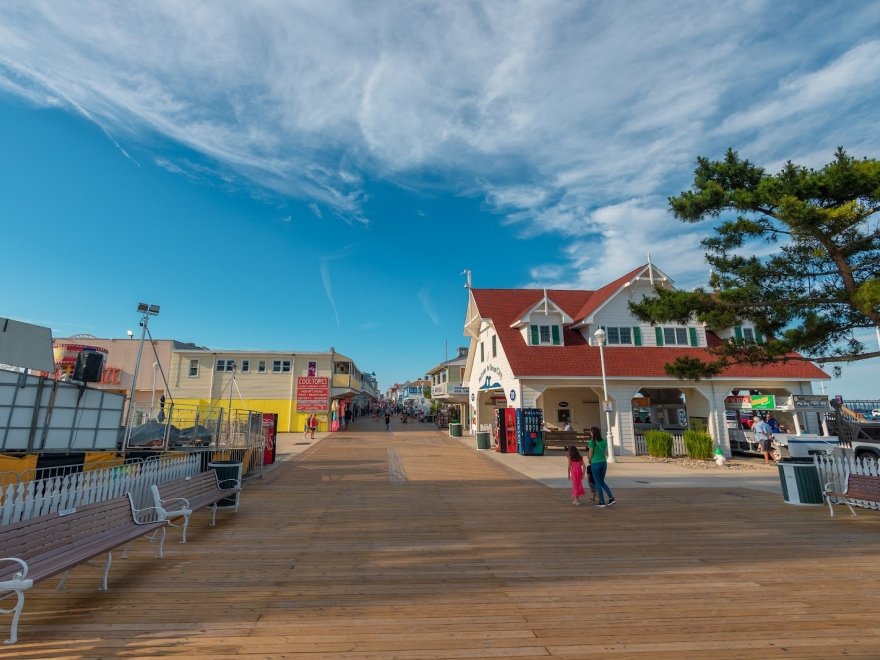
777;458;823;505
449;423;462;438
476;432;491;450
208;460;243;509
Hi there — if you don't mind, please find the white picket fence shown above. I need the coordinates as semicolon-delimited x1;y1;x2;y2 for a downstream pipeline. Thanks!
813;453;880;512
0;453;200;526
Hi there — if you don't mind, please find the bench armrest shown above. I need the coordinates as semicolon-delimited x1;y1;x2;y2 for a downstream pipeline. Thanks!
0;557;29;582
159;496;191;509
131;504;169;525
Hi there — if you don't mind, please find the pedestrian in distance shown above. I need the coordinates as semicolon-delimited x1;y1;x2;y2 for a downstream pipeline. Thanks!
752;415;775;464
587;426;616;508
303;416;311;438
567;445;587;505
308;414;318;439
384;412;391;431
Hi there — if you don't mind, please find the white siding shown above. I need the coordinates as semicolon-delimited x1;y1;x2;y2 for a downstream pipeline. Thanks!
584;280;706;347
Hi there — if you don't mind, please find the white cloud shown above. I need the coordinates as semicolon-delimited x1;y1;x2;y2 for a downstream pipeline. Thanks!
0;0;878;274
417;286;440;326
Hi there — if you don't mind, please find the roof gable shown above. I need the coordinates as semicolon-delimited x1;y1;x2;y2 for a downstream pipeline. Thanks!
510;290;576;327
572;263;671;325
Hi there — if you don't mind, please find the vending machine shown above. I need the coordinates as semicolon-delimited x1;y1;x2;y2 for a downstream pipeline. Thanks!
493;407;505;452
502;408;519;453
262;413;278;466
516;407;544;455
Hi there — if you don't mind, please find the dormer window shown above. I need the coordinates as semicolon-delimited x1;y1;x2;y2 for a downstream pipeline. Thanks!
734;326;764;344
530;324;561;346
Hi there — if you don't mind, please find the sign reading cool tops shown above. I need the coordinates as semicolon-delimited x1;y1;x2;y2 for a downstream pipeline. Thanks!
724;394;777;410
296;376;329;412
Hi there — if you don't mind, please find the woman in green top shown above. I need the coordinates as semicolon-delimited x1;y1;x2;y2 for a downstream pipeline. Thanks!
587;426;616;507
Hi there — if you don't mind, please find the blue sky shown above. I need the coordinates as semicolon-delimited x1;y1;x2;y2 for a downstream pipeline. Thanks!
1;1;879;397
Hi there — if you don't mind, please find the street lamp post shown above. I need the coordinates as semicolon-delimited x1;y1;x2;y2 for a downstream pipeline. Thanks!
123;303;160;451
593;328;615;463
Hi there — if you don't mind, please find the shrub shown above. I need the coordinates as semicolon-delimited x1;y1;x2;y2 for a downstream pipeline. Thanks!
684;430;713;460
645;430;673;458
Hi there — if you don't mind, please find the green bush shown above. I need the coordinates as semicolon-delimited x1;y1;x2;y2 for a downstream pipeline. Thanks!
645;430;673;458
684;430;713;460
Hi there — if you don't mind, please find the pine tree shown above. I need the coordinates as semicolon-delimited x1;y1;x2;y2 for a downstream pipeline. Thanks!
629;148;880;379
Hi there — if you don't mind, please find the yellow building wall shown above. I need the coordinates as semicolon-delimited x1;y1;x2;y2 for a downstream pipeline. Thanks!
171;398;329;433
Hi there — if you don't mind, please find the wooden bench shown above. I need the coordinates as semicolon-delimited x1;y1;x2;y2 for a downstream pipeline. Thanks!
823;473;880;517
0;494;166;644
543;431;588;450
150;470;242;546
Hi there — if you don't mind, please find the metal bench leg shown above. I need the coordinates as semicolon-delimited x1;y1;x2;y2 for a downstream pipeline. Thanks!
100;552;112;591
210;503;218;527
845;501;857;517
156;527;166;559
824;494;835;517
121;542;131;559
1;589;26;644
181;514;190;544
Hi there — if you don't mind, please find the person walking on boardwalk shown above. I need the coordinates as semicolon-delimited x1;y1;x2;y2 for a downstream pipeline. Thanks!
308;414;319;439
567;445;587;505
587;426;616;508
384;412;391;431
752;414;775;465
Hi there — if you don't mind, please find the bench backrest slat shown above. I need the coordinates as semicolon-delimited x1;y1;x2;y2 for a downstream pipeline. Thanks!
0;496;135;561
846;474;880;500
157;471;226;501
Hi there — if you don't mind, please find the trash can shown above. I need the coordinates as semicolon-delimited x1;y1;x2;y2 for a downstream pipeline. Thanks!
449;423;462;438
777;457;823;505
475;431;491;450
208;460;243;509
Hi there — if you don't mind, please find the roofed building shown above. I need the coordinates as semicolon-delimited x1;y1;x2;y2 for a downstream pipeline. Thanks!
462;263;830;456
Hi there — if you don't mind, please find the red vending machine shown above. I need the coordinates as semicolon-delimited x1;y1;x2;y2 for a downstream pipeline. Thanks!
502;408;519;453
262;413;278;466
493;407;506;452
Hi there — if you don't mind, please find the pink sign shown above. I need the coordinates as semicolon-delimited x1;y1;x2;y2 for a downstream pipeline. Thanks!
296;376;329;411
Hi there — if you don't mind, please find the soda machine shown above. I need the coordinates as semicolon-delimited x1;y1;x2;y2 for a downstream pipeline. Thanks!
516;407;544;455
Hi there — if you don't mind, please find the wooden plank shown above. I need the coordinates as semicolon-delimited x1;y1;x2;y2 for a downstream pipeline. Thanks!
2;426;880;657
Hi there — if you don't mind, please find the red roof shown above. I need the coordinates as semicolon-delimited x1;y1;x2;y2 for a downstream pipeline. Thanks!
470;286;829;381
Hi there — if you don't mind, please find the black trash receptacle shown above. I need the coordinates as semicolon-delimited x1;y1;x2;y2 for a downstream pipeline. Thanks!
476;432;491;450
449;423;462;438
208;460;243;509
777;457;823;505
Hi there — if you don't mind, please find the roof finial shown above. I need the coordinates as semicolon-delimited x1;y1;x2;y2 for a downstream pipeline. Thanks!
543;288;549;314
461;269;472;289
647;252;655;285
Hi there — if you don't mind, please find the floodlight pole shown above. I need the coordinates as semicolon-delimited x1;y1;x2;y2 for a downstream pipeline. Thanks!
594;328;615;463
123;303;159;451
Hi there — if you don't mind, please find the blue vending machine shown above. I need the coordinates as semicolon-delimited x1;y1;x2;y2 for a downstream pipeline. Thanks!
516;407;544;455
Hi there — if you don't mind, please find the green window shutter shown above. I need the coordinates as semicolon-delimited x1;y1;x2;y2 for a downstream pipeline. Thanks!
530;325;539;345
633;327;642;346
689;327;698;347
655;327;664;346
755;329;764;344
551;325;560;345
734;326;743;341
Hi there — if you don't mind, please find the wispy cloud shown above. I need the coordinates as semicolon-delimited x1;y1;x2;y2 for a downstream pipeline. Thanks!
319;245;356;326
417;285;440;325
0;1;877;277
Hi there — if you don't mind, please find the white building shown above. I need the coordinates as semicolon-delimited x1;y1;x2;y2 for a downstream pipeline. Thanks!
463;263;829;455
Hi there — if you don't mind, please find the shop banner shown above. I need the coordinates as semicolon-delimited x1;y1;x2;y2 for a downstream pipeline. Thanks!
750;394;776;410
296;376;329;411
792;394;831;411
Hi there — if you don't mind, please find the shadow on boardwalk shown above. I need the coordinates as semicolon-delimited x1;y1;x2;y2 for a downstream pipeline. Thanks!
5;421;880;658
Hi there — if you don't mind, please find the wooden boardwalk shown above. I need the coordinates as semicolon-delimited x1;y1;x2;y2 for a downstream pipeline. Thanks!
4;426;880;658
